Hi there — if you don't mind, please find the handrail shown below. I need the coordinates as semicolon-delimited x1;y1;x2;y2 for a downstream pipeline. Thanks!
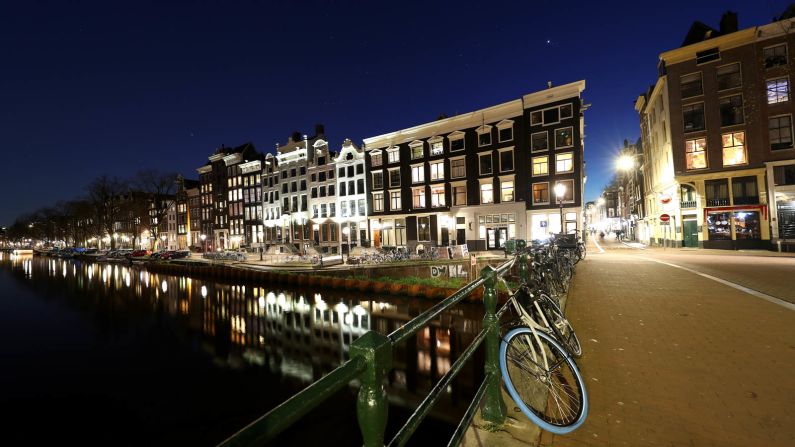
218;356;367;447
218;245;524;447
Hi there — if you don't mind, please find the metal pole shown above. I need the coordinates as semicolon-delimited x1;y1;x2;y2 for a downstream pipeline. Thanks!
349;331;392;447
480;265;507;426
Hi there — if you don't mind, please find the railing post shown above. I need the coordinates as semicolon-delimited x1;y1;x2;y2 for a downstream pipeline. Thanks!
517;239;528;284
350;330;393;447
480;265;507;426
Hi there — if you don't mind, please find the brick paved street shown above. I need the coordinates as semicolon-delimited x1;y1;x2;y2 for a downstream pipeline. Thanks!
539;241;795;447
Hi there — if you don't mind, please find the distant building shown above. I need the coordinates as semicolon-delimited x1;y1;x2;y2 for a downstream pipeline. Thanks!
334;139;367;254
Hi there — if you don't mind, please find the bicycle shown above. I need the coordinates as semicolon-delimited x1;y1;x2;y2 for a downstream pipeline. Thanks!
496;255;588;433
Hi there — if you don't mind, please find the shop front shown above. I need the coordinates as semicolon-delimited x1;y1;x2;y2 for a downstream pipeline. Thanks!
703;205;768;249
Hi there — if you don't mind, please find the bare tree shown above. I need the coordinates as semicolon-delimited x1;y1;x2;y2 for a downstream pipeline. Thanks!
132;169;178;249
86;175;128;249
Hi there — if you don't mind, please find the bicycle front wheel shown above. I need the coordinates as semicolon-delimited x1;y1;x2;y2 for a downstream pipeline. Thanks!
499;327;588;434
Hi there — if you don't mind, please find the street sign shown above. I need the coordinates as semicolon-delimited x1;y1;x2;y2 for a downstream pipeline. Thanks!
660;213;671;222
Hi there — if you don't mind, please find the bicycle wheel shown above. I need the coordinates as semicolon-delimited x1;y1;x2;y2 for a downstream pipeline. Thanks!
537;294;582;357
499;327;587;433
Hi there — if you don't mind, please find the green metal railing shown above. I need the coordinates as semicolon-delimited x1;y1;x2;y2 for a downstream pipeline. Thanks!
219;240;525;447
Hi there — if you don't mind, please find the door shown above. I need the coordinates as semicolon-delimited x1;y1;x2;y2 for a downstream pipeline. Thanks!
456;228;466;245
441;228;450;246
683;219;698;247
497;227;508;249
779;209;795;239
486;228;496;249
373;229;381;247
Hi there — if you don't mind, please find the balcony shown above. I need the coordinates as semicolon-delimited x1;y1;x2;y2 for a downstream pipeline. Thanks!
732;196;759;205
706;198;730;207
681;200;697;208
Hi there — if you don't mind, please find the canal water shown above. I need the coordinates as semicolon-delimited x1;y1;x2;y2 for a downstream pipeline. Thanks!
0;253;487;446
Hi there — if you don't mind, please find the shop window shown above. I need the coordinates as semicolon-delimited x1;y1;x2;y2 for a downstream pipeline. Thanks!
707;212;732;240
734;212;761;240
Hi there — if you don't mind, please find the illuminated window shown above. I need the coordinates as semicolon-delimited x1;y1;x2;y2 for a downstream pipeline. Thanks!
390;191;401;210
410;143;424;159
430;140;444;155
685;138;707;170
430;161;445;180
372;193;384;212
722;132;747;166
450;158;465;178
556;152;573;173
480;182;494;204
767;78;789;104
417;217;431;241
532;183;549;204
431;185;445;207
412;188;426;208
387;148;400;163
411;165;424;183
501;180;514;202
532;156;548;176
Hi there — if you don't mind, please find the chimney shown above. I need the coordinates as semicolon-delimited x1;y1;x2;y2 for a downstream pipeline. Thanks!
719;11;738;34
315;123;325;136
290;131;301;143
547;81;553;89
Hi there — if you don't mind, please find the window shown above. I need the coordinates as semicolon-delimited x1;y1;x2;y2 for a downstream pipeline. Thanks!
328;184;335;195
722;131;747;166
311;187;317;198
319;171;326;181
478;130;491;146
716;63;741;90
479;153;493;175
417;216;431;241
735;211;761;240
560;104;573;119
764;44;787;68
329;169;334;179
555;127;573;148
706;179;729;206
685;138;708;170
770;115;794;150
480;183;494;204
707;212;731;240
532;156;549;176
340;182;347;196
719;95;744;126
311;173;317;182
373;172;384;189
387;148;400;163
357;179;364;194
412;188;426;208
356;164;363;174
557;179;575;202
347;166;354;177
373;193;384;211
530;111;542;125
371;151;383;167
339;167;345;178
453;185;467;206
767;78;789;104
449;132;465;151
555;152;573;173
411;143;424;159
696;47;720;64
532;183;549;204
498;127;513;142
430;140;444;155
543;107;560;125
431;185;445;207
451;158;465;178
430;161;444;180
390;191;401;210
411;165;425;183
389;169;401;187
499;150;514;172
774;165;795;185
732;176;758;204
683;103;705;132
680;73;703;98
531;132;548;152
501;180;514;202
341;201;348;217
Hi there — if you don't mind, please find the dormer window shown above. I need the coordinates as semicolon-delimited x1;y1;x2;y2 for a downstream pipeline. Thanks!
448;131;465;151
477;125;493;147
387;147;400;164
496;120;514;142
409;141;424;160
428;136;444;156
370;150;383;167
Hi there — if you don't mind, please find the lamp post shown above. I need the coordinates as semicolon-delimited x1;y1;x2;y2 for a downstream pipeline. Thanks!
554;182;566;235
160;234;167;251
200;234;206;253
617;153;639;241
257;230;264;260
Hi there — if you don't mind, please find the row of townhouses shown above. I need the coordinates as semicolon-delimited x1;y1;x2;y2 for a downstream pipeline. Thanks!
596;11;795;252
101;82;588;254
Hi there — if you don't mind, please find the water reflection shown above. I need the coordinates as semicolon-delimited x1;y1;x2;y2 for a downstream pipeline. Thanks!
0;252;486;442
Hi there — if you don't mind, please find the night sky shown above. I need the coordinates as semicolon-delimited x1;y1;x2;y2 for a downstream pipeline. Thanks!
1;0;791;226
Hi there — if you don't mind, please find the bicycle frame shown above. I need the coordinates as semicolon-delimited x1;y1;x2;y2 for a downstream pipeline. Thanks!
499;278;554;373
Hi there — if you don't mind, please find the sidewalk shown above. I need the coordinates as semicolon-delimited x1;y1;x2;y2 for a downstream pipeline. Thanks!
600;238;795;258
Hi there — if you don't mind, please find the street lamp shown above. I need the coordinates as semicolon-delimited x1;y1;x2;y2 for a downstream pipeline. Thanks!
200;234;207;253
554;182;566;235
257;230;264;260
617;154;635;172
160;234;167;251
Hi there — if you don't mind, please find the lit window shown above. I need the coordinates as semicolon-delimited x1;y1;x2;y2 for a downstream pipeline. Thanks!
722;132;747;166
556;152;573;173
501;180;514;202
411;143;424;159
767;78;789;104
387;148;400;163
431;185;445;207
417;216;431;241
685;138;707;170
450;158;465;178
372;172;384;189
390;191;401;210
412;188;425;208
430;161;444;180
430;140;444;155
532;183;549;204
480;182;494;204
532;156;548;176
453;185;467;206
373;193;384;212
411;165;425;183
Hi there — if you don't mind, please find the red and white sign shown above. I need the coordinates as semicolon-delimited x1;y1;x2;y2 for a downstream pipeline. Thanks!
660;213;671;222
660;194;672;204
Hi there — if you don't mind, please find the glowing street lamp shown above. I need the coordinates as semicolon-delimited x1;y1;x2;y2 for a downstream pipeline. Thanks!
617;154;635;171
200;234;207;253
554;182;567;235
160;234;167;250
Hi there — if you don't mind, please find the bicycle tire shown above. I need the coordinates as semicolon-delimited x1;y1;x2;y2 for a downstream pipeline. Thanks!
499;327;588;434
537;294;582;357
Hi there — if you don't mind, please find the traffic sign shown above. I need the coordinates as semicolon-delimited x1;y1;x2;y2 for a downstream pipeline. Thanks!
660;213;671;222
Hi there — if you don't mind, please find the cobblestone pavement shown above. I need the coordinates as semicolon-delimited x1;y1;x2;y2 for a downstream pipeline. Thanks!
539;240;795;447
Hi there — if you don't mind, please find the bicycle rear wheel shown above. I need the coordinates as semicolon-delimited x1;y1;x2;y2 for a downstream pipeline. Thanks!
537;295;582;357
499;327;587;434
